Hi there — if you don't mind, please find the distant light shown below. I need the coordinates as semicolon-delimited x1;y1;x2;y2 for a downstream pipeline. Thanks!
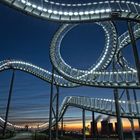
122;101;126;104
43;8;47;12
21;0;26;4
100;9;105;13
106;9;111;12
79;12;84;15
53;11;58;14
26;2;31;6
99;1;103;4
48;9;53;13
37;6;43;11
89;10;94;14
68;12;73;16
126;1;130;4
131;2;135;4
84;11;89;15
64;12;68;15
59;11;63;15
95;10;100;14
32;4;37;8
74;12;78;16
61;3;66;6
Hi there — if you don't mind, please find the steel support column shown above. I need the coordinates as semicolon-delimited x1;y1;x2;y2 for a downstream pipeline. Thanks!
133;89;140;128
82;109;86;140
3;70;15;136
114;89;124;140
126;89;136;140
61;117;63;137
55;86;59;140
49;67;60;140
49;67;54;140
92;112;96;138
127;21;140;82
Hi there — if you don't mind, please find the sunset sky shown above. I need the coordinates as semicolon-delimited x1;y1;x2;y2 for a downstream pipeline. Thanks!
0;0;140;131
63;118;140;131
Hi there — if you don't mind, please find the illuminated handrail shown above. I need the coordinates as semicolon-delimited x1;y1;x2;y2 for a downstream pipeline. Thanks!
0;59;139;88
1;0;140;22
58;96;140;123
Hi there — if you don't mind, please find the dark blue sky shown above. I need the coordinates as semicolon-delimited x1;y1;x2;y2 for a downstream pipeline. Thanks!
0;1;140;127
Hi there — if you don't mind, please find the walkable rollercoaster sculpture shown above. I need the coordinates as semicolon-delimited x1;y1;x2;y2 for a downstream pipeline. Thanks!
0;0;140;139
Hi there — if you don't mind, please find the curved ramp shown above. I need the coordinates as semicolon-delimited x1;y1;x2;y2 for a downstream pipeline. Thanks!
1;0;140;23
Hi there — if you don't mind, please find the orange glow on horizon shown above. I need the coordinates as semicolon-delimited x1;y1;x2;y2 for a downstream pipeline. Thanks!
62;118;139;131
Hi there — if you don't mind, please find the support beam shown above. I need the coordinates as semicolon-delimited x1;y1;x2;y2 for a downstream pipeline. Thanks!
114;89;124;140
127;21;140;83
91;112;96;138
129;119;136;140
3;70;15;136
55;86;59;140
82;109;86;140
61;117;63;137
126;89;136;140
49;67;54;140
133;89;140;128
